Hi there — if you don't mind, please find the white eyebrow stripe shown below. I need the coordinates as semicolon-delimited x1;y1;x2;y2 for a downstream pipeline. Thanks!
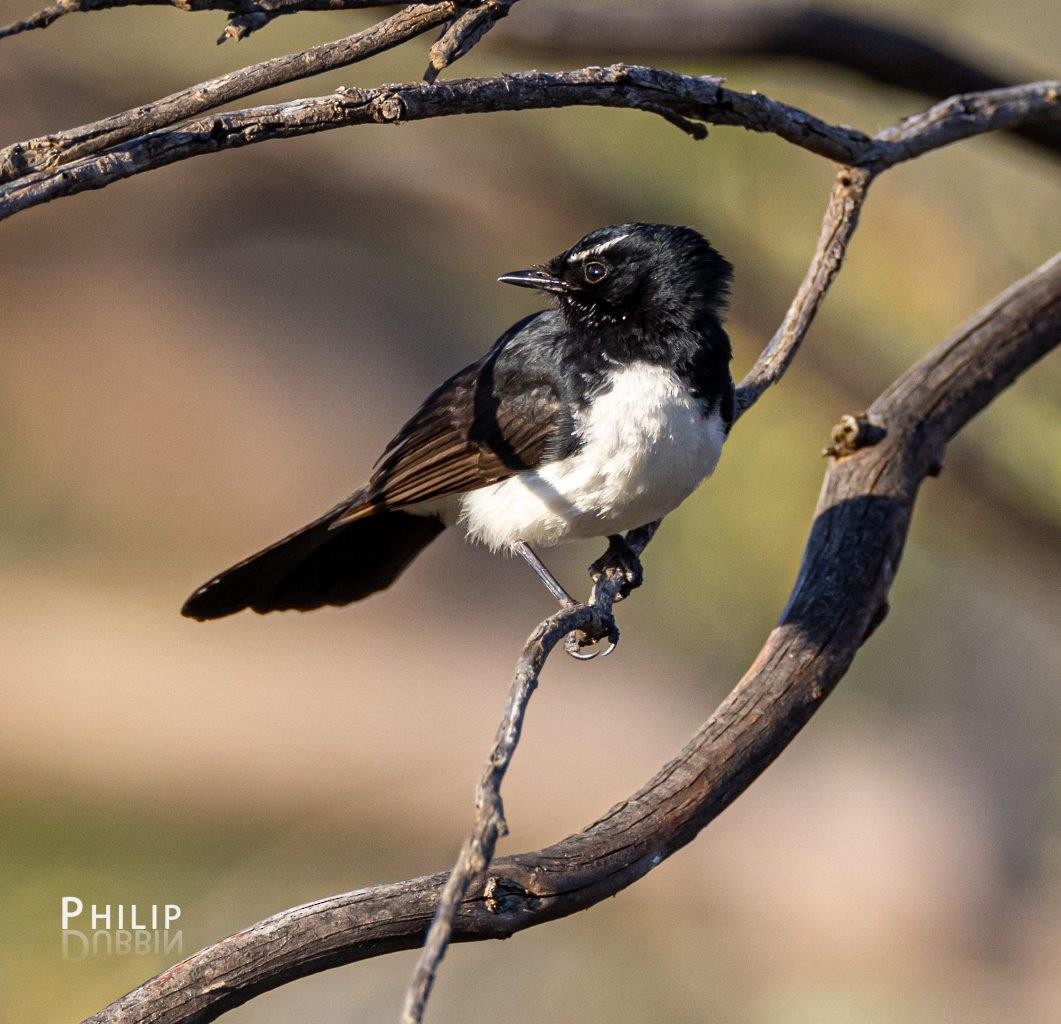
569;232;632;260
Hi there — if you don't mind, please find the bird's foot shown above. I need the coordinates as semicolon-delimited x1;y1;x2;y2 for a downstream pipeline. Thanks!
590;534;644;602
561;534;645;660
564;616;619;661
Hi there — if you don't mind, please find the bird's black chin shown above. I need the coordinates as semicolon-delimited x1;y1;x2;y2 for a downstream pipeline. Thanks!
497;267;567;294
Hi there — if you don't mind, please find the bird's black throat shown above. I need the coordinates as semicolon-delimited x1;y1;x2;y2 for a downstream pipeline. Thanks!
545;223;736;424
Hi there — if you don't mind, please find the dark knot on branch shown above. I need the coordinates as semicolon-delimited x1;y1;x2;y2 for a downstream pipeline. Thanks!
483;875;537;915
373;91;408;123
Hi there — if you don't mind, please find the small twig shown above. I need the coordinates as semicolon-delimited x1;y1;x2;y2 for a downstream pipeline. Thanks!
398;520;655;1021
397;606;571;1023
639;102;710;139
423;0;520;83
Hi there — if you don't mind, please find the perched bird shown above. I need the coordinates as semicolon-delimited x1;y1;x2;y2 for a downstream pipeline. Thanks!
182;223;734;643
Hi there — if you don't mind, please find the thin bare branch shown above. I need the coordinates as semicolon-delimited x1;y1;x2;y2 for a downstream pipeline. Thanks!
2;69;1055;223
4;0;1051;119
82;253;1061;1024
0;0;400;42
729;77;1061;413
398;520;657;1020
494;1;1061;158
10;2;1051;155
877;82;1061;161
398;536;635;1023
735;166;872;415
0;2;456;185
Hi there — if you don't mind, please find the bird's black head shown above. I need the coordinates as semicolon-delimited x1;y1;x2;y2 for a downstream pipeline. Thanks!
498;223;732;334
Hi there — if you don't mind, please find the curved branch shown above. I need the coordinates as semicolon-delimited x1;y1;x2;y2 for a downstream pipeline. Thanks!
83;252;1061;1024
1;69;1055;223
494;1;1061;158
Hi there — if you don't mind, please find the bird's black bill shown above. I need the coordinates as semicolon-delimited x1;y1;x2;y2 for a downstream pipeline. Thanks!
497;267;566;293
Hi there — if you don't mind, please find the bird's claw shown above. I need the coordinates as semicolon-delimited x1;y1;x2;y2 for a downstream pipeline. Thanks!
564;618;620;661
564;534;644;659
590;535;644;601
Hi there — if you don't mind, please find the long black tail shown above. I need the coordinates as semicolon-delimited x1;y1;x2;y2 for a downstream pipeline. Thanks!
181;505;445;620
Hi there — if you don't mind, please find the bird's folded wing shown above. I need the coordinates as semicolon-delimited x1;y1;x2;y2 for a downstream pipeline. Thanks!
333;358;565;525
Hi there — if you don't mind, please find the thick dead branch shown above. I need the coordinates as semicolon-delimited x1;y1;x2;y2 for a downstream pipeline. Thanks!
82;252;1060;1024
494;1;1061;158
1;69;1055;223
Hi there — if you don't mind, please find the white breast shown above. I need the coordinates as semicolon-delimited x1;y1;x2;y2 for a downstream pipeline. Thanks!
457;362;727;551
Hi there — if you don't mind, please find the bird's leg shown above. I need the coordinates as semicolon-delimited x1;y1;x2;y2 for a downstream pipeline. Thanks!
513;540;576;608
590;534;644;601
514;541;617;661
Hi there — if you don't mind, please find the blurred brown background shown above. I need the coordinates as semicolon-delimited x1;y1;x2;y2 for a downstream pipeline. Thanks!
1;1;1059;1020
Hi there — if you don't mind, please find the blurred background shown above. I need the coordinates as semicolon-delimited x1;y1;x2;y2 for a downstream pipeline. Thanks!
1;0;1058;1020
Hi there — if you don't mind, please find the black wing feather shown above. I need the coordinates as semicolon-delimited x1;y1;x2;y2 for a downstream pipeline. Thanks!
335;313;569;523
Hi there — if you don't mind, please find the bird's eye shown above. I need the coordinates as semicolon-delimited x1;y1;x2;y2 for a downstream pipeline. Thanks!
583;261;608;284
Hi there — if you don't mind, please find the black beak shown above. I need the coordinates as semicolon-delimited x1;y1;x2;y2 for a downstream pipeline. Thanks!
497;267;566;294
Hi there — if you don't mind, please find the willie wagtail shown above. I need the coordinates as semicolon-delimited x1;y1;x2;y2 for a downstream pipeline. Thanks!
182;223;734;630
